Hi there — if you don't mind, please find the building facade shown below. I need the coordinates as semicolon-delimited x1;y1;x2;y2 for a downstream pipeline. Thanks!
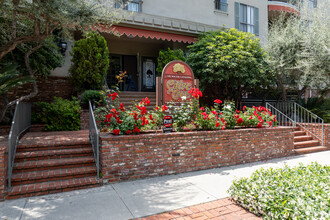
52;0;272;93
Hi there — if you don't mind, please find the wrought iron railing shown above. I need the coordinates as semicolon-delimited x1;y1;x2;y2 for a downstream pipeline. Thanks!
266;102;295;127
89;101;100;178
8;101;31;190
266;102;324;146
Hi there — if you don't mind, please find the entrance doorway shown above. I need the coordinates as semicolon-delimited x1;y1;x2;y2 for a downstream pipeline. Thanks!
107;55;138;91
142;57;157;92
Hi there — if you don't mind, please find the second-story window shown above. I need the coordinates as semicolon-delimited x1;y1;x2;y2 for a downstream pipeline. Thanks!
239;4;255;34
215;0;228;12
115;0;141;12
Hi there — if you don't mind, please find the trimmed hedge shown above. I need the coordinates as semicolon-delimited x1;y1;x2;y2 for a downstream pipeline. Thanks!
228;163;330;219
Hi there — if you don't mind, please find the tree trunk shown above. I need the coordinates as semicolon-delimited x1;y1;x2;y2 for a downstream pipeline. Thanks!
0;43;41;123
277;74;287;102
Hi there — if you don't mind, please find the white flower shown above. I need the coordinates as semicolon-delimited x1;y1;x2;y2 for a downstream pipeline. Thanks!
224;105;231;110
181;96;187;100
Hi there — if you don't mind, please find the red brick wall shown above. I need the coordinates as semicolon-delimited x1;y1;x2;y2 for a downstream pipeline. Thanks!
100;127;295;183
80;110;89;130
2;76;74;106
299;123;330;147
0;143;8;201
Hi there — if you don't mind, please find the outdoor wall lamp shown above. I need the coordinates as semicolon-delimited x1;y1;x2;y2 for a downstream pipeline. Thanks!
59;41;68;56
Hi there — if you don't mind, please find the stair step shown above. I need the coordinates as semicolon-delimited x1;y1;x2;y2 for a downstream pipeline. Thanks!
294;135;313;142
294;127;300;131
11;166;97;186
294;131;306;136
7;177;101;199
15;147;93;161
14;157;95;172
16;143;92;152
294;146;329;155
294;140;320;149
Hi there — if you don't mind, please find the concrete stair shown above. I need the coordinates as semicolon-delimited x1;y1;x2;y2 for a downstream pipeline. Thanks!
119;91;156;111
293;127;328;155
7;130;101;199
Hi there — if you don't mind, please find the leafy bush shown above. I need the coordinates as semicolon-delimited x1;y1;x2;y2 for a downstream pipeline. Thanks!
228;163;330;219
298;97;330;123
187;28;273;106
69;33;109;91
80;90;105;108
156;48;186;75
38;97;81;131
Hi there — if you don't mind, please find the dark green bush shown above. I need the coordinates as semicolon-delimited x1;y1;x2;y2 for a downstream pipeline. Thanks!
298;97;330;123
39;97;81;131
80;90;105;108
156;48;186;75
69;33;109;91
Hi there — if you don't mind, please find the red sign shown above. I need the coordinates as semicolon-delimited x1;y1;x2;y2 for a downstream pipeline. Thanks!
161;60;195;103
163;116;173;128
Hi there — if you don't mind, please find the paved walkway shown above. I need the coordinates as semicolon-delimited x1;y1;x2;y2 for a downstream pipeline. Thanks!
0;151;329;220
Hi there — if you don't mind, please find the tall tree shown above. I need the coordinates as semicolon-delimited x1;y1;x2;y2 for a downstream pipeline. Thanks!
265;0;330;101
0;0;122;122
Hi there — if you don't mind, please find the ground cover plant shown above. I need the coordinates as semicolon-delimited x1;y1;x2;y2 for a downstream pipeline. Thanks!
228;163;330;219
95;88;277;135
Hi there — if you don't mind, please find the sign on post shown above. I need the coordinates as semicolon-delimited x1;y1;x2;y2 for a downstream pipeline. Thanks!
163;115;173;133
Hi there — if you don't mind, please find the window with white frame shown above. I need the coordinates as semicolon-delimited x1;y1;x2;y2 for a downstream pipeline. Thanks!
115;0;141;12
308;0;317;9
239;4;255;34
215;0;228;12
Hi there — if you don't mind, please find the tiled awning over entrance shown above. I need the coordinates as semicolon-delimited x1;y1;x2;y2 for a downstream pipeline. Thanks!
97;25;197;44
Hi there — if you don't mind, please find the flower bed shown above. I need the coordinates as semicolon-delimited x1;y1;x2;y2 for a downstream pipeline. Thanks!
94;88;277;135
100;126;295;183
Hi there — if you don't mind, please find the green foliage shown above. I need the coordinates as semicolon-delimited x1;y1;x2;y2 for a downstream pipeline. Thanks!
187;28;273;104
156;48;186;75
80;90;105;108
297;98;330;123
38;97;81;131
69;33;110;91
228;163;330;219
0;62;33;95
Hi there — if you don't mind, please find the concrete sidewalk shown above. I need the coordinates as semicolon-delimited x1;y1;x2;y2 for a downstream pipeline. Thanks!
1;151;329;220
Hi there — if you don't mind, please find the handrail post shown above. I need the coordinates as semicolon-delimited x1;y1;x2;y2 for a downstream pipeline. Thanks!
89;101;100;179
321;121;324;146
294;102;297;127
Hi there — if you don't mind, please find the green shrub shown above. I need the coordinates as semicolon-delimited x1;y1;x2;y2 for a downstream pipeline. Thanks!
228;163;330;219
80;90;105;108
69;33;109;91
39;97;81;131
298;97;330;123
156;48;186;75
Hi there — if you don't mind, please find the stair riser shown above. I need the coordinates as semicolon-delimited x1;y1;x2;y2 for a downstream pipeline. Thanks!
15;152;94;162
294;137;313;142
294;132;306;136
7;183;100;200
12;172;97;186
294;142;319;149
295;147;329;155
13;162;95;173
16;144;92;152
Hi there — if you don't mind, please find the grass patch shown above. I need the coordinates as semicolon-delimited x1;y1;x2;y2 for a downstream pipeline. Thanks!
228;163;330;219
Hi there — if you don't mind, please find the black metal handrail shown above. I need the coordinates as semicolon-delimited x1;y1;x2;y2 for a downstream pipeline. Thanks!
89;101;100;178
8;101;31;190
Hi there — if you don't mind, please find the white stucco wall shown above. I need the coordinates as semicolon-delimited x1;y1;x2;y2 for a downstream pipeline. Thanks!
141;0;268;41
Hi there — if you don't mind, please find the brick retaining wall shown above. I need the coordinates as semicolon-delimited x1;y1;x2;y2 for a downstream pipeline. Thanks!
0;141;8;201
100;127;295;183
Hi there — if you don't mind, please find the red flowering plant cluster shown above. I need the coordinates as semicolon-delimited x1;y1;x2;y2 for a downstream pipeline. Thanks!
148;104;169;130
233;106;277;128
96;92;154;135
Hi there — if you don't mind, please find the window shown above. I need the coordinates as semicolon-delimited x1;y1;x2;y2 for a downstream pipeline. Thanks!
239;4;255;34
215;0;228;12
115;0;141;12
235;2;259;35
308;0;317;9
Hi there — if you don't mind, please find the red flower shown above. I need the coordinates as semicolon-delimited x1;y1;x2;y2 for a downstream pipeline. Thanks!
155;107;159;111
113;129;120;135
141;106;147;116
221;126;226;130
268;121;272;126
162;104;168;112
215;121;220;127
237;118;244;124
235;110;240;114
133;127;140;134
126;130;131;135
211;110;217;115
119;103;125;112
188;88;203;98
249;115;253;120
243;106;247;111
149;114;153;120
214;99;222;104
257;123;263;128
200;107;205;111
142;97;151;106
108;92;118;101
